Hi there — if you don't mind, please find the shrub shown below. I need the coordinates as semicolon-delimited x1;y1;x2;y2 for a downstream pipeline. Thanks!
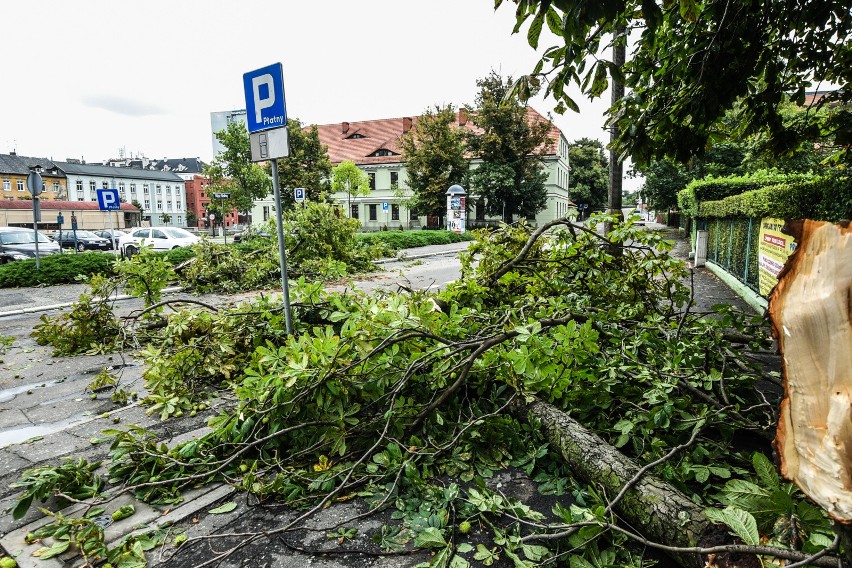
677;171;813;217
357;230;473;253
0;252;116;288
698;175;851;221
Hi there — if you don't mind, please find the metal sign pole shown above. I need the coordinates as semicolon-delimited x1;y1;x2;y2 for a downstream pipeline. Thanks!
32;198;40;269
271;160;293;335
222;195;227;244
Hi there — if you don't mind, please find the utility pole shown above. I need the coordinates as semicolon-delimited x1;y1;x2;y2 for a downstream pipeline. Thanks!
606;24;626;242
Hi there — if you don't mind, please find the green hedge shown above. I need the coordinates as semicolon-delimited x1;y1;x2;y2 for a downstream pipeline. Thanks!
356;230;474;253
0;252;117;288
698;176;851;221
677;171;813;217
0;247;199;288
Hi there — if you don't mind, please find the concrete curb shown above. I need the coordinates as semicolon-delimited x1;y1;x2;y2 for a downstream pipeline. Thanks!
705;261;769;314
0;287;184;319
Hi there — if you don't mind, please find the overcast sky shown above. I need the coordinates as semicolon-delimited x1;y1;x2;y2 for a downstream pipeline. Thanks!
2;0;640;190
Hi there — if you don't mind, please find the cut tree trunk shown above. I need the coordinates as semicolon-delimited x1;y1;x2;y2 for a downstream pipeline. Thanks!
770;220;852;524
511;398;750;568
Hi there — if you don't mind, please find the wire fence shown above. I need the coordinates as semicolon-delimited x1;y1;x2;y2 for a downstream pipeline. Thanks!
701;217;762;295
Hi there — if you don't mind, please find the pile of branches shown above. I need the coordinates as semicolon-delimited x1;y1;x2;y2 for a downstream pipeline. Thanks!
17;217;841;567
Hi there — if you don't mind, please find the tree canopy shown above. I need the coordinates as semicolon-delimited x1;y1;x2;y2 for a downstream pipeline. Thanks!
273;118;333;203
567;138;609;209
400;105;469;224
467;71;552;224
330;160;371;215
503;0;851;167
206;121;271;215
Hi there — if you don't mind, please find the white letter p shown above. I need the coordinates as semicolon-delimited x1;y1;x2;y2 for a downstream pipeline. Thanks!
252;74;275;123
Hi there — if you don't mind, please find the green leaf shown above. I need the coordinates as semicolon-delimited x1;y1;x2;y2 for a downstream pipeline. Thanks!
704;506;759;545
752;452;780;490
527;12;545;50
12;496;33;520
414;527;447;549
456;543;474;553
37;540;70;560
208;501;237;514
474;544;500;566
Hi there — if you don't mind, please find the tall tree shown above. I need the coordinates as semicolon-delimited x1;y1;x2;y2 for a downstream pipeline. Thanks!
400;105;469;225
206;121;271;216
502;0;851;167
274;118;333;204
567;138;609;209
467;71;551;224
330;160;370;217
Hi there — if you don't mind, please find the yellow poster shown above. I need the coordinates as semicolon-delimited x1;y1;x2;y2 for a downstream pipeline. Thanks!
758;217;796;297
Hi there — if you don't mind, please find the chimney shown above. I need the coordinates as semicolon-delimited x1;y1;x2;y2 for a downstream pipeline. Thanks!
402;117;412;133
458;109;468;127
341;122;350;134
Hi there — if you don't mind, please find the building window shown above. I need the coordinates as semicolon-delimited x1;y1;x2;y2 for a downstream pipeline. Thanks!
368;173;376;190
391;204;400;221
130;183;136;196
53;181;60;193
156;185;162;195
476;198;486;221
263;206;270;221
102;181;109;189
76;180;83;192
144;199;150;209
410;212;418;221
350;204;359;219
77;188;84;200
369;204;377;221
166;185;171;195
177;215;182;225
390;171;399;187
119;182;125;193
2;179;10;191
90;181;96;192
176;201;181;210
144;184;150;195
17;180;24;191
157;201;162;211
201;192;205;198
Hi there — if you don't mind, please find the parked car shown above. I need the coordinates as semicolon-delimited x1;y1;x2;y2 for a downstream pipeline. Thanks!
0;227;61;263
53;230;113;252
118;226;201;255
93;229;128;250
233;226;272;243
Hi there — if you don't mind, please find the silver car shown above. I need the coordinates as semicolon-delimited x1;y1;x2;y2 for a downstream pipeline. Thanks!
0;227;61;263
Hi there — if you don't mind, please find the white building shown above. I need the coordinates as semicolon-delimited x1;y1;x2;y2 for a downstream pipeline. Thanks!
210;110;248;157
56;161;187;227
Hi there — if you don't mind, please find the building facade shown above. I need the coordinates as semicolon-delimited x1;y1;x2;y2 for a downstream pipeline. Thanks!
315;108;572;231
0;153;67;202
56;161;187;227
210;110;248;157
0;200;140;231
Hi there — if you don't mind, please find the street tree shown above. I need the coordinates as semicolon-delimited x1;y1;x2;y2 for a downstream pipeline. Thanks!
330;160;370;217
400;105;469;225
273;118;333;204
567;138;609;209
466;71;551;224
206;121;271;217
503;0;851;167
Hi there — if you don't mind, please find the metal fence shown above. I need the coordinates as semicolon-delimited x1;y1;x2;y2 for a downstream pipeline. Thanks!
701;217;762;295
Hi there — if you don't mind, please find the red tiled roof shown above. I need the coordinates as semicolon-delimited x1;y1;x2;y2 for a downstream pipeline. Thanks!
0;201;139;212
314;107;561;166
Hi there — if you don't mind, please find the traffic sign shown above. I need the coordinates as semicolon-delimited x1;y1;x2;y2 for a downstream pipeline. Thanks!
294;188;305;201
27;172;44;196
96;188;121;211
243;63;287;133
213;192;231;199
382;202;389;211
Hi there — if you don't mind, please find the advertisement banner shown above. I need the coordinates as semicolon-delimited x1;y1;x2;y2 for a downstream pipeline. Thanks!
758;217;796;296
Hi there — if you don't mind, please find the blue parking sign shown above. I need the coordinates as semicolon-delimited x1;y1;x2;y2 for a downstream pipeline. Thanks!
243;63;287;133
97;188;121;211
382;202;389;211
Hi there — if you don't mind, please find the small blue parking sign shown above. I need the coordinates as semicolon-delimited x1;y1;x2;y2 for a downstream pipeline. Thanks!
382;202;389;211
294;188;305;201
96;188;121;211
243;63;287;133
